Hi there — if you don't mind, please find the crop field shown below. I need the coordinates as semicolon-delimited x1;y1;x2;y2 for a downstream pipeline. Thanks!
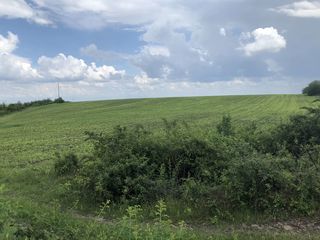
1;94;319;240
0;94;313;169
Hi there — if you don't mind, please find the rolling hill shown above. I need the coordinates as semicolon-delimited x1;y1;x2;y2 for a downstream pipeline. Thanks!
0;94;314;170
1;94;319;240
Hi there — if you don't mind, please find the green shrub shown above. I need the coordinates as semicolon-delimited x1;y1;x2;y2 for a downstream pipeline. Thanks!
55;121;246;204
217;115;234;136
261;105;320;157
55;153;80;176
53;109;320;216
54;97;65;103
222;153;320;214
303;80;320;96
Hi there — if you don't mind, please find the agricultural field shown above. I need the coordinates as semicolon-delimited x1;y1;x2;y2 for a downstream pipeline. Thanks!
1;94;320;240
0;94;313;169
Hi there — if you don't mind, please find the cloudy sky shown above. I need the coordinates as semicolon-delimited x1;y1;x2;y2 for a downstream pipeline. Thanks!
0;0;319;102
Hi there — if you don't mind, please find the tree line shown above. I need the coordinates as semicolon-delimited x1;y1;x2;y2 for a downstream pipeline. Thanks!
0;97;65;116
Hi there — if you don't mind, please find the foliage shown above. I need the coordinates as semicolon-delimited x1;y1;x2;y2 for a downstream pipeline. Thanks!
222;153;320;215
0;95;311;170
54;97;65;104
55;119;256;204
303;80;320;96
54;153;80;176
0;197;202;240
217;115;234;136
0;98;65;116
54;105;320;216
3;196;315;240
2;95;320;239
259;105;320;157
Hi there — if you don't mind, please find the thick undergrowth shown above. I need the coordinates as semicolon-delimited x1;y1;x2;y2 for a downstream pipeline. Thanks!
54;104;320;218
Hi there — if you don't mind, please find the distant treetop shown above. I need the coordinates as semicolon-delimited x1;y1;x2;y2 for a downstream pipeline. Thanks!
54;97;65;103
303;80;320;96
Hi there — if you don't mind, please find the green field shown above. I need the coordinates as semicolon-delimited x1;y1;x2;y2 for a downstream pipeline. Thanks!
0;94;314;169
1;94;318;239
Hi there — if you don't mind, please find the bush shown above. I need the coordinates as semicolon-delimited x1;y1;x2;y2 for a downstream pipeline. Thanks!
55;153;80;176
55;120;248;204
217;115;234;136
54;97;65;103
259;105;320;157
53;109;320;216
222;151;320;215
222;155;290;212
303;80;320;96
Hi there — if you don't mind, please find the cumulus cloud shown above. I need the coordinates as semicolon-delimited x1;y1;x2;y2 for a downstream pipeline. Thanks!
80;44;128;63
0;0;51;25
37;53;125;83
0;32;40;81
134;72;160;90
0;32;19;53
0;32;125;84
0;54;40;81
2;1;320;102
38;54;88;81
275;1;320;18
30;0;175;29
1;1;289;84
240;27;286;56
141;45;171;57
68;2;284;84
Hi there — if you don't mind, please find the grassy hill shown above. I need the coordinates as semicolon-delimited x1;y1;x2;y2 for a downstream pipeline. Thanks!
0;94;314;169
0;94;318;240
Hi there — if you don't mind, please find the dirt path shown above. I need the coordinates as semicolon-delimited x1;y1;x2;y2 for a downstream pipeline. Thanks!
71;210;320;234
193;217;320;235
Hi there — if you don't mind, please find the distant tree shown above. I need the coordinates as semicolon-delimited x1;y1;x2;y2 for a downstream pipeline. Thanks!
303;80;320;96
54;97;65;103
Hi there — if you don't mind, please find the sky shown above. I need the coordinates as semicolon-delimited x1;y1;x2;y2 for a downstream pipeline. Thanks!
0;0;319;102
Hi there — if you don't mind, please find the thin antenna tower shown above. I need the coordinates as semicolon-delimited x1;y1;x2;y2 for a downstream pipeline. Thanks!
57;82;61;98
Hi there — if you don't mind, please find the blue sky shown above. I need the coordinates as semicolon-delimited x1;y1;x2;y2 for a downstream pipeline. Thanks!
0;0;319;102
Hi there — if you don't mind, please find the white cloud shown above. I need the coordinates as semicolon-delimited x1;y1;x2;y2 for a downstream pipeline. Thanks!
219;27;226;37
31;0;174;29
80;44;127;62
275;1;320;18
86;63;125;81
38;54;87;81
0;32;40;81
142;45;171;57
37;53;125;83
1;1;316;102
0;0;51;25
0;1;245;84
0;53;40;81
134;72;159;90
0;32;19;54
240;27;286;56
0;32;125;84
